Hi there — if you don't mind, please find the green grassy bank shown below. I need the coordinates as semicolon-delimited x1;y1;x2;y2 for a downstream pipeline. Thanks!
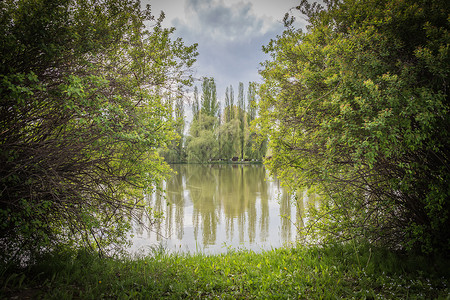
2;243;449;299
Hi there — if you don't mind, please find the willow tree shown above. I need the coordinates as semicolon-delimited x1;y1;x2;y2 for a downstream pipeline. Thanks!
0;0;197;262
258;0;449;253
186;77;221;162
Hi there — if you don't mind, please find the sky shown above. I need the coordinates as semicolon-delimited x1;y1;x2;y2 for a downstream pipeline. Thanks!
142;0;306;104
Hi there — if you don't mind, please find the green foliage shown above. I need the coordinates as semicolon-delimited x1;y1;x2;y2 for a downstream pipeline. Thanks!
258;0;449;253
247;82;258;123
201;77;219;118
187;80;220;162
160;93;187;163
229;85;235;120
2;244;449;299
185;80;267;162
224;87;232;122
192;86;200;120
218;119;240;160
237;82;246;160
186;115;219;162
0;0;197;264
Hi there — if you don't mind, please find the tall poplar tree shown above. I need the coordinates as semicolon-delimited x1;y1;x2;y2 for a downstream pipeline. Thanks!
245;81;265;160
175;94;185;161
238;82;246;160
201;77;219;118
225;87;231;122
192;86;200;120
247;82;257;123
229;84;235;120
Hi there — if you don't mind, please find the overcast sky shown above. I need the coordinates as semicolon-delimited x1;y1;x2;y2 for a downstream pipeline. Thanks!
143;0;306;103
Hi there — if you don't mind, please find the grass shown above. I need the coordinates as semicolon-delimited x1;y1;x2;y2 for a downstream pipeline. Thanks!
1;243;449;299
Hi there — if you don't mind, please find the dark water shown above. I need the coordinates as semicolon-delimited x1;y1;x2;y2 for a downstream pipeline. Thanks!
130;164;316;254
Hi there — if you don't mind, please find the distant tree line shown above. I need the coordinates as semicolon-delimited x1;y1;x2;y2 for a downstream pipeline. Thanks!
160;77;267;163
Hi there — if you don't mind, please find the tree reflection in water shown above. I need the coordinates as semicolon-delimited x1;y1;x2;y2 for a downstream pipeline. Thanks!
130;164;317;254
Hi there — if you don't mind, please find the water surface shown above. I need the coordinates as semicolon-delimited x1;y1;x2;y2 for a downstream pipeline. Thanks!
130;164;313;254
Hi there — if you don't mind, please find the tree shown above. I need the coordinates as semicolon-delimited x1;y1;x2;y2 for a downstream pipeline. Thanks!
225;87;231;122
161;92;186;163
186;79;219;162
186;115;219;162
229;84;235;120
192;86;200;120
201;77;219;118
218;119;240;159
174;94;186;161
218;85;240;160
246;82;266;160
258;0;449;253
0;0;197;263
238;82;246;160
247;82;257;123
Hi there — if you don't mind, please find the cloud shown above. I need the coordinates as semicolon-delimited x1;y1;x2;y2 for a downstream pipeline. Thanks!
171;0;285;98
179;0;272;43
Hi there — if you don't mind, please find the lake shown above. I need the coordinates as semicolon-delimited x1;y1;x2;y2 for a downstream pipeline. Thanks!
130;164;316;254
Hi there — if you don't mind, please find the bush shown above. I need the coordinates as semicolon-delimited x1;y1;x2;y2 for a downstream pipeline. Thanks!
0;0;197;265
258;0;449;253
